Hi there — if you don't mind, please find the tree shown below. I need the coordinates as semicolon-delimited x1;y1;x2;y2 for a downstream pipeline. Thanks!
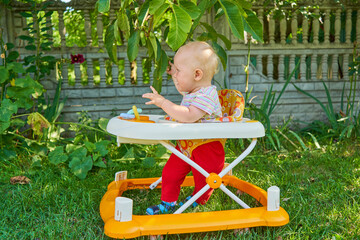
98;0;263;92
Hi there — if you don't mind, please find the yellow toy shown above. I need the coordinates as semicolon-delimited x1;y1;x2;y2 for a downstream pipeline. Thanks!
101;90;289;239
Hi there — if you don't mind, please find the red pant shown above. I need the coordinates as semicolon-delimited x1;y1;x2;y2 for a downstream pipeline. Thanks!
161;141;225;205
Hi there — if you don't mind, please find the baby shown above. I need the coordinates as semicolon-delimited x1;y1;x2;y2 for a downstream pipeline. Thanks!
142;41;225;215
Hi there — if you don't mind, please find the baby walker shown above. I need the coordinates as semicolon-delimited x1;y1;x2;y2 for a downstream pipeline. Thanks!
100;89;289;239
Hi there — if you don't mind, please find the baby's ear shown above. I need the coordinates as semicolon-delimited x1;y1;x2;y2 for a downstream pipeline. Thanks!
194;69;203;81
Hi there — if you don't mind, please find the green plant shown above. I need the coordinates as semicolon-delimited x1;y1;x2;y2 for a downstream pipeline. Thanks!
243;62;302;151
99;0;263;92
17;0;57;82
293;43;359;142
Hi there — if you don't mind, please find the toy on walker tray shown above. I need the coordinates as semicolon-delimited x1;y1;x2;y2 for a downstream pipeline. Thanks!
100;89;289;239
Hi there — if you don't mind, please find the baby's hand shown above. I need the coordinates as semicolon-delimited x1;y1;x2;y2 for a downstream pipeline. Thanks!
166;61;175;76
142;86;166;108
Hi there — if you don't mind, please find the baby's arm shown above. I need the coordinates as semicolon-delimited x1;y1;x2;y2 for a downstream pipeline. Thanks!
142;86;206;123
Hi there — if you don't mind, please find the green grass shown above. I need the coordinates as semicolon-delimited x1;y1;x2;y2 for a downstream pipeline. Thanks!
1;141;360;239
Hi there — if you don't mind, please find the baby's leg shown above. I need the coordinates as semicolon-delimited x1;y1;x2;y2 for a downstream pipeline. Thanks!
191;141;225;205
161;145;191;202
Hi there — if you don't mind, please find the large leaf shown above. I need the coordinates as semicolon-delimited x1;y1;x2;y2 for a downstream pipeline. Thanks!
69;155;93;179
153;49;168;93
104;22;118;64
117;10;130;39
235;0;252;9
138;0;150;26
212;41;227;70
68;148;93;179
95;140;111;156
149;0;165;14
218;0;245;40
0;67;9;83
153;3;169;28
0;148;17;162
242;9;263;42
127;30;140;62
148;32;158;59
98;118;109;131
97;0;110;13
48;146;68;165
0;99;18;133
167;4;192;51
180;1;201;19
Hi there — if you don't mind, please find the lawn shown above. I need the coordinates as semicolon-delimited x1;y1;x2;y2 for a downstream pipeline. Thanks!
1;140;359;239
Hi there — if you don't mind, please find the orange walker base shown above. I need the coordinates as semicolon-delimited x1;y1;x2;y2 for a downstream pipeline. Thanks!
100;175;289;239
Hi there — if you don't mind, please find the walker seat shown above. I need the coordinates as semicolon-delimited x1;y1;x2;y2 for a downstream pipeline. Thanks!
101;89;289;239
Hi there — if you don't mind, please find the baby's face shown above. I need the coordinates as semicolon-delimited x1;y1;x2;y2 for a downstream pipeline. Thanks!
171;48;198;93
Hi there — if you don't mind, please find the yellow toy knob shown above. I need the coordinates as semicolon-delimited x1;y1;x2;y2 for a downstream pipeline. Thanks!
132;105;140;120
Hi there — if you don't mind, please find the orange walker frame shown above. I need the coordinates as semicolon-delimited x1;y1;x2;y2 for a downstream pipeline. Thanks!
101;111;289;239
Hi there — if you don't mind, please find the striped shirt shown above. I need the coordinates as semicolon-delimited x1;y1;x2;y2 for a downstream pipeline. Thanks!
181;86;222;121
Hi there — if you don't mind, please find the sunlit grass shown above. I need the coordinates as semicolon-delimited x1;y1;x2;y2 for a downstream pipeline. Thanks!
1;141;360;239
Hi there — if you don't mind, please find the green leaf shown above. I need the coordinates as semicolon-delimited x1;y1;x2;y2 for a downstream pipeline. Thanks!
104;22;118;64
143;157;156;168
242;9;263;43
235;0;252;9
217;34;232;50
149;0;165;14
98;118;109;131
153;3;169;28
212;41;227;70
167;4;192;51
40;56;56;62
19;12;32;18
95;140;110;156
127;30;140;62
25;45;37;51
113;19;122;44
69;155;93;179
152;49;168;92
154;146;167;158
94;158;107;168
0;99;18;123
122;147;134;159
0;148;17;162
7;51;19;61
48;146;69;165
7;62;26;74
180;1;201;19
97;0;110;13
40;42;53;49
218;0;245;40
199;22;218;39
18;35;34;42
5;43;15;50
117;9;130;39
0;67;9;83
85;141;96;153
66;143;82;153
138;0;150;26
148;32;158;59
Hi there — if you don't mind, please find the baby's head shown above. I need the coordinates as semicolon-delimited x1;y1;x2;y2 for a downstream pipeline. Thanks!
176;41;219;82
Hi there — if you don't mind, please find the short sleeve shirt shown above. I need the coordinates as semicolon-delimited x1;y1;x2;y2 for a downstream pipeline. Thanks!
181;86;222;121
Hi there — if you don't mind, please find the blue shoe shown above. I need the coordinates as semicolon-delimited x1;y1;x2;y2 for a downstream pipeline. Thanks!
146;201;176;215
179;195;198;208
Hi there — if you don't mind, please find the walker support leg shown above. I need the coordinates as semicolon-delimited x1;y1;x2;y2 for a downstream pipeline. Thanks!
174;185;211;214
149;177;162;190
219;184;250;209
219;139;257;178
